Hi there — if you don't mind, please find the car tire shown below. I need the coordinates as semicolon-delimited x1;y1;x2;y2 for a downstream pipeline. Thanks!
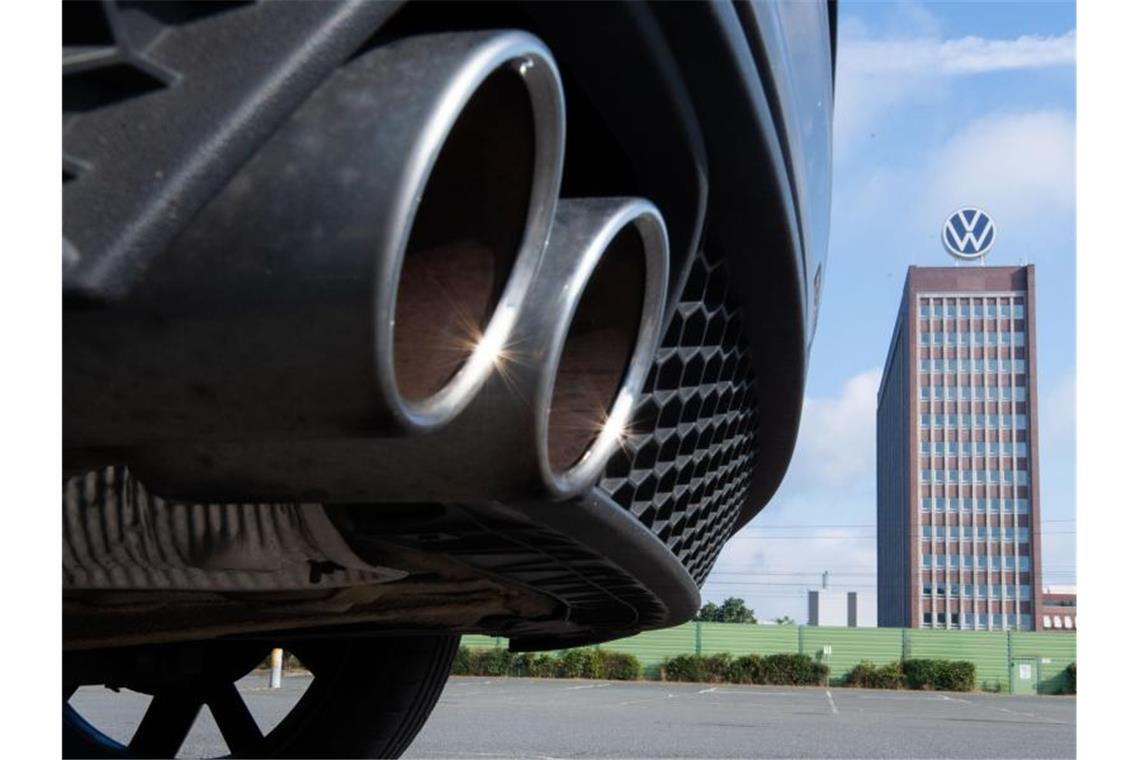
63;634;459;759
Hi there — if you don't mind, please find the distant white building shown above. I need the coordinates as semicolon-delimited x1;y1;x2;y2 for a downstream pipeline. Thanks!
807;572;861;627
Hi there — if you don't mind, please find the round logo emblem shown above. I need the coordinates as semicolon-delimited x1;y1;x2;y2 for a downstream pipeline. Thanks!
942;208;996;260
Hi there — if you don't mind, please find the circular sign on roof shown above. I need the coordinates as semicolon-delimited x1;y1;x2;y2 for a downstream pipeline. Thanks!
942;208;996;260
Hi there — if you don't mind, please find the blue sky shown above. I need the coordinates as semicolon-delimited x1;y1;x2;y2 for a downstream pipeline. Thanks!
704;1;1076;623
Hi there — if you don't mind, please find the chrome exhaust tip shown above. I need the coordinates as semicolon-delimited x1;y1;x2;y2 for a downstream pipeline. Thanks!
379;31;566;432
535;199;669;499
122;199;667;504
64;31;565;448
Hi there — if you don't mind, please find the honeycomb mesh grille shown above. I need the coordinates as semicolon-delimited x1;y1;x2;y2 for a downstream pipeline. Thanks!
598;248;759;585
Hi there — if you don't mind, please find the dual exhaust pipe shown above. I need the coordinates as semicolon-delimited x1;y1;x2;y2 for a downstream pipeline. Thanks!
66;31;669;503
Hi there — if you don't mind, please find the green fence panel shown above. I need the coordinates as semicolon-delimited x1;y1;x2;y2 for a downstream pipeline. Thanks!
801;626;905;683
699;622;800;658
905;628;1010;691
460;635;502;650
1010;632;1076;694
602;624;699;678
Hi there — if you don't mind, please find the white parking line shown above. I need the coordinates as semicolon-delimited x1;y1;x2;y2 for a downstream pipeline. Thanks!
826;690;839;715
565;683;611;690
698;687;718;694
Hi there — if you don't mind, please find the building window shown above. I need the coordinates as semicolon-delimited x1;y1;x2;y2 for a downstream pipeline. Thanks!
920;359;930;373
936;555;946;567
1043;615;1052;628
934;305;943;318
920;387;930;400
978;614;989;627
1016;415;1028;429
1013;332;1025;347
933;332;943;346
920;470;930;483
920;305;930;318
1017;527;1029;542
922;526;932;539
1014;387;1027;402
1020;614;1032;629
1014;359;1026;373
1019;556;1030;571
920;414;930;428
1000;387;1012;401
1000;305;1011;318
921;498;932;511
922;555;931;568
974;305;984;317
923;612;932;626
935;498;946;512
1017;499;1029;514
999;359;1011;372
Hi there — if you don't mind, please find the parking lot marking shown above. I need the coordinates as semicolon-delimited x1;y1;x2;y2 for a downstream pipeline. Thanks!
565;683;610;690
698;687;718;694
826;690;838;715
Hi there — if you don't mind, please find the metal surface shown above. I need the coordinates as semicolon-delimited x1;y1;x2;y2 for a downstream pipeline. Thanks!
63;467;404;593
65;29;565;451
127;199;667;504
62;1;839;652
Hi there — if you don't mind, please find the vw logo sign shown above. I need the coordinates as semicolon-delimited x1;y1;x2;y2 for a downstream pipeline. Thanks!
942;208;996;260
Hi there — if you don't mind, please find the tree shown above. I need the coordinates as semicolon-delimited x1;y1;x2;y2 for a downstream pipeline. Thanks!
774;615;796;625
696;602;719;622
694;597;757;624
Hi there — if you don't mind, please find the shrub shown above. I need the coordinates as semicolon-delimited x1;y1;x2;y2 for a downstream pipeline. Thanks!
901;659;975;692
703;653;735;683
727;654;767;685
1065;662;1076;694
846;660;905;689
765;653;829;686
601;651;642;681
556;648;605;679
660;653;705;682
662;653;827;686
529;654;559;678
469;648;512;677
452;646;472;675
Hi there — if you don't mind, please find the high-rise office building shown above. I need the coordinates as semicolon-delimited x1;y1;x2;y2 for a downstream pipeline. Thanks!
877;265;1043;630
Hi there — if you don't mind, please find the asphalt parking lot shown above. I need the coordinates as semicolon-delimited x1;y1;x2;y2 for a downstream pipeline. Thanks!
69;675;1075;758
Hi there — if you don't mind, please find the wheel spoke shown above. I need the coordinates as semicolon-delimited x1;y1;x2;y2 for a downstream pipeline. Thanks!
128;692;203;758
207;683;263;756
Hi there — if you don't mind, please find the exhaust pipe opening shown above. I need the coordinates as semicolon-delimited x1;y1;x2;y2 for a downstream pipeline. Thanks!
393;66;536;403
547;226;645;473
537;200;668;499
377;34;565;432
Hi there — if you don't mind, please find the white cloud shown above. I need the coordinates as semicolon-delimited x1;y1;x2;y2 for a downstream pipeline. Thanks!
918;110;1075;233
834;109;1076;262
782;368;882;491
834;28;1075;159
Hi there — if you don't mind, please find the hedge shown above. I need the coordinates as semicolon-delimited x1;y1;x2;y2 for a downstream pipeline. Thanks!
1065;662;1076;694
845;660;905;689
901;659;976;692
660;652;828;686
451;647;642;680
